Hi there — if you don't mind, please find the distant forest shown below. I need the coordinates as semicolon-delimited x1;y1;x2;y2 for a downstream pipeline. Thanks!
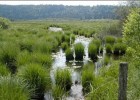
0;5;120;20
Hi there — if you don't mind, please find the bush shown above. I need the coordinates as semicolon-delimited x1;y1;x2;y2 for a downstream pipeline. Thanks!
74;43;84;60
0;76;31;100
105;36;116;44
0;64;10;76
52;85;64;100
55;69;72;91
105;44;112;54
65;48;74;61
17;63;51;99
0;43;19;73
88;43;98;61
61;42;69;51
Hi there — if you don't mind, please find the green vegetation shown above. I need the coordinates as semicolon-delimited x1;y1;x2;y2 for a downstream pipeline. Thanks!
82;63;95;94
55;69;72;91
88;43;98;61
17;63;51;99
105;43;112;54
0;17;10;29
113;43;127;55
0;43;19;73
61;42;69;51
65;48;74;61
74;43;84;60
0;5;139;99
52;85;65;100
105;36;116;44
0;76;31;100
0;64;10;76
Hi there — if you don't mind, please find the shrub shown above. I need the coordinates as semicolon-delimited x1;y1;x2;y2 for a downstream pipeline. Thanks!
82;64;95;94
105;36;116;44
88;43;98;61
17;63;51;99
0;76;31;100
0;64;10;76
105;44;112;54
0;43;19;73
52;85;64;100
126;47;136;57
74;43;84;60
65;48;74;61
61;42;69;51
55;69;72;91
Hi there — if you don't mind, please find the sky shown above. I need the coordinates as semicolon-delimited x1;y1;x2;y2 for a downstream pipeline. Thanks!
0;1;126;6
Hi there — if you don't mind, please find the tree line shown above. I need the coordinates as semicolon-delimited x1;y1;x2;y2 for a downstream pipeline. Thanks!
0;5;120;20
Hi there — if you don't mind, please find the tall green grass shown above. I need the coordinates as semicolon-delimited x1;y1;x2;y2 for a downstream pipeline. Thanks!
88;43;98;61
105;43;112;54
0;76;31;100
61;42;69;51
74;43;84;60
55;69;72;91
65;48;74;61
0;63;10;76
113;43;127;55
17;63;51;99
52;85;65;100
0;43;19;73
105;36;116;44
82;63;95;94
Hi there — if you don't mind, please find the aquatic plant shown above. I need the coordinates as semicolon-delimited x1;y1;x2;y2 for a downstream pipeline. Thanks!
0;76;31;100
82;63;95;94
61;42;69;51
55;69;72;91
104;56;110;65
74;43;84;60
105;36;116;44
105;43;112;54
52;85;64;100
65;48;74;61
88;43;98;61
17;63;51;99
113;43;127;55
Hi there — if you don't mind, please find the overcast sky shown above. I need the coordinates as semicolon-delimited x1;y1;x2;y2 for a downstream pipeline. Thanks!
0;1;126;6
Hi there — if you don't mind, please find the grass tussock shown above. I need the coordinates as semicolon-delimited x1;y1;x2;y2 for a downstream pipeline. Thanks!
17;63;51;99
55;69;72;91
0;76;31;100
